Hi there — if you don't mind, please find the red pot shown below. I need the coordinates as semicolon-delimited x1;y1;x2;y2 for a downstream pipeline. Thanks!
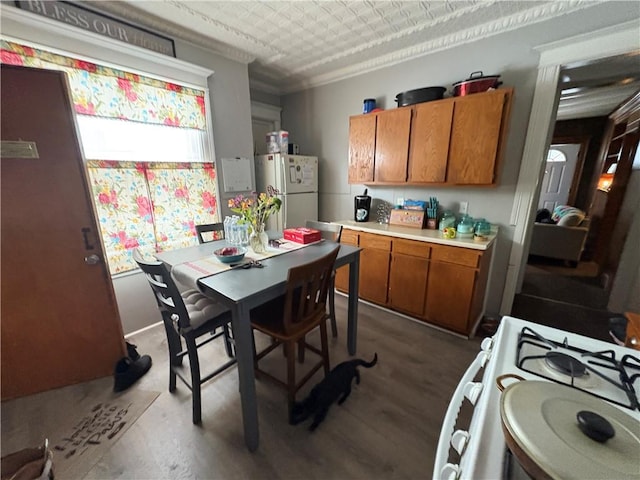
452;71;502;96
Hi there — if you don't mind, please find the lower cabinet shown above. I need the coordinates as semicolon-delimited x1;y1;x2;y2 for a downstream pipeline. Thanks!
389;238;430;317
337;228;493;336
358;232;391;304
424;244;493;334
335;229;359;293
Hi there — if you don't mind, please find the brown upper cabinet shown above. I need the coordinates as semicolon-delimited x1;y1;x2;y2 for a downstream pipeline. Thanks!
348;88;513;186
374;107;412;183
348;113;376;183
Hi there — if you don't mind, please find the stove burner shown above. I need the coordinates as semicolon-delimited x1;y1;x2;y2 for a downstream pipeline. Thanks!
545;351;587;377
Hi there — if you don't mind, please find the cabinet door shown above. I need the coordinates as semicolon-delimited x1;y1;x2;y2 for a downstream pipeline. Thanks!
359;233;391;305
389;238;430;316
408;100;454;183
425;261;477;334
389;254;429;317
348;114;376;183
335;229;358;292
447;90;508;185
374;108;411;182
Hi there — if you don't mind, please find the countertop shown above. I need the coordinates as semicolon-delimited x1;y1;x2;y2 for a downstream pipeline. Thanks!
335;220;497;251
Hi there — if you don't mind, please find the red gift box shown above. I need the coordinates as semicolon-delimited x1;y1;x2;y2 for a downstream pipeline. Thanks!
283;227;322;244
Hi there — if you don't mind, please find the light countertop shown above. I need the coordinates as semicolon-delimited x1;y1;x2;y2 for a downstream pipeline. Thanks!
335;220;497;251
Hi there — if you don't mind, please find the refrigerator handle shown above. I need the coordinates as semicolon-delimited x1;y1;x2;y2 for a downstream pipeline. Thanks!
278;155;288;194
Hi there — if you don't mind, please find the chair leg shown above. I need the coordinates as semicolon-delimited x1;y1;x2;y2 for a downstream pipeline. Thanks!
297;338;305;363
169;364;177;393
319;321;330;376
329;277;338;338
185;336;202;424
285;341;297;422
223;323;235;358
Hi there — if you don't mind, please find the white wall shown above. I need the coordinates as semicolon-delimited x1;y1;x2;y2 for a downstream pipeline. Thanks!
609;169;640;313
279;2;638;316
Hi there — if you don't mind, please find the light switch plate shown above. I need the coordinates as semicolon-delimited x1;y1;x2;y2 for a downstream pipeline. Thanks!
460;201;469;215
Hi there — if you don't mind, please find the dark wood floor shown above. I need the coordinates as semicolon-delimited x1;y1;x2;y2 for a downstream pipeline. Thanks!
1;296;482;479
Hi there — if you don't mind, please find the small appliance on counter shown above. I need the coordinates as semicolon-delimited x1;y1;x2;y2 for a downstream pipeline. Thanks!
354;189;371;222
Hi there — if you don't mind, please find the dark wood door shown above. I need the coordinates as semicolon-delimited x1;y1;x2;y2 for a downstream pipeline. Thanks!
1;65;125;400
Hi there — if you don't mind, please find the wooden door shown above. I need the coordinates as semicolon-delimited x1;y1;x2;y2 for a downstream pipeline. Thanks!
447;90;508;185
1;65;125;400
374;108;411;182
408;100;454;183
348;114;376;183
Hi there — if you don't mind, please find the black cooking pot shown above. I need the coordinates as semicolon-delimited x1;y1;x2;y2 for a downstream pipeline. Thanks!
395;86;446;107
452;71;502;96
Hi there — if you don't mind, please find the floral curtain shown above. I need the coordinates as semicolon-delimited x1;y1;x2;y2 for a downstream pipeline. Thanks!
1;40;206;129
87;161;220;274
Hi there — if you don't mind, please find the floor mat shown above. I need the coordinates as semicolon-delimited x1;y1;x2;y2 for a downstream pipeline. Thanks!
1;378;159;480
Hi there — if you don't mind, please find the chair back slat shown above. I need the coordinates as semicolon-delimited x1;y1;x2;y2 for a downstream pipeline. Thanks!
132;249;191;331
196;223;224;244
305;220;342;242
281;246;339;335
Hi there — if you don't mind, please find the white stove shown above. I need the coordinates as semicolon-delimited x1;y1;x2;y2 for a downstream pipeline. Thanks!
433;316;640;480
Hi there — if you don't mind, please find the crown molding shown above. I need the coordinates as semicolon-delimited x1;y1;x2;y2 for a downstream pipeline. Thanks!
278;0;597;93
74;0;614;95
80;0;255;64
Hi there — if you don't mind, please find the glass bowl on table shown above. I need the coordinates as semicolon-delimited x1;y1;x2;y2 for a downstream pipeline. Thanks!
213;246;247;264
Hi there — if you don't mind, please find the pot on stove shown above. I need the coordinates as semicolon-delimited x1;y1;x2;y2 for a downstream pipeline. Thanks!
496;375;640;480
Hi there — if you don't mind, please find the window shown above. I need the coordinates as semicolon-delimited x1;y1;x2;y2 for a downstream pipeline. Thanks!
1;40;221;274
546;148;566;163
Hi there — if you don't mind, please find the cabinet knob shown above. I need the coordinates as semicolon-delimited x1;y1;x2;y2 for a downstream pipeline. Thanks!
630;336;638;346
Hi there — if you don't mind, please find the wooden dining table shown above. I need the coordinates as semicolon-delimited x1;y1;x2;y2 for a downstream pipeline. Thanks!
155;239;361;452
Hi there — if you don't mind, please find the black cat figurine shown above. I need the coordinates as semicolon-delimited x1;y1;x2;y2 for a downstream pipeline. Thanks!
291;353;378;431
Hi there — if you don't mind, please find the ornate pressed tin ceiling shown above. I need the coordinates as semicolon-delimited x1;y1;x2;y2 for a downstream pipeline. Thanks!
84;0;610;94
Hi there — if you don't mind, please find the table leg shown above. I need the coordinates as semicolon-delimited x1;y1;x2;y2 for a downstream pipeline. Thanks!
231;302;259;451
347;253;360;355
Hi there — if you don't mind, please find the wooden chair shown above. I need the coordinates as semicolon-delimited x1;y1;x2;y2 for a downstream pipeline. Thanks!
249;246;339;419
132;249;236;424
196;222;224;244
305;220;343;338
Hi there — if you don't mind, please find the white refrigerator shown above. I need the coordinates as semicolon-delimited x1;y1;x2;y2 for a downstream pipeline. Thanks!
255;154;318;232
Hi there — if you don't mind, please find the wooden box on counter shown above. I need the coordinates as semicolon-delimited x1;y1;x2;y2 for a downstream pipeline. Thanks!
389;209;426;228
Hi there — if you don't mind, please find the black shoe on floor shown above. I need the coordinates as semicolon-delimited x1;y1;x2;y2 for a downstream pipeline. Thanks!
113;355;152;392
126;341;141;361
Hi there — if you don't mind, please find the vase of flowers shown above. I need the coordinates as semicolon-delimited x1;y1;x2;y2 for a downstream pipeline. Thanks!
228;192;281;254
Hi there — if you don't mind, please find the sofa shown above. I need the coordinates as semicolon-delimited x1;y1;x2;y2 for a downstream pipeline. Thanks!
529;206;590;264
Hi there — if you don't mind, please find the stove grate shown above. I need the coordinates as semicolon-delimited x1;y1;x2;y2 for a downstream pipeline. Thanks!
516;327;639;410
